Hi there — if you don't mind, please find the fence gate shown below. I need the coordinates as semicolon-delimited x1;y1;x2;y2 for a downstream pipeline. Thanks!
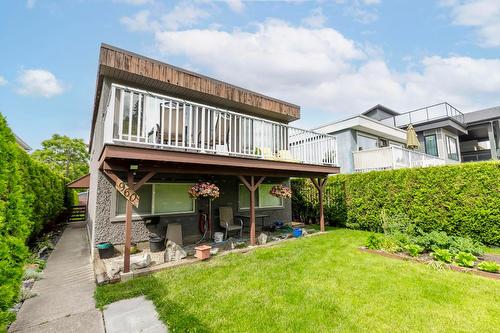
67;205;87;222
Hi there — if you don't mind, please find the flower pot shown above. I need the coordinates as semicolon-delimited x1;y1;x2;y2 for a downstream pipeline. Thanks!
195;245;211;260
149;236;166;252
97;242;114;259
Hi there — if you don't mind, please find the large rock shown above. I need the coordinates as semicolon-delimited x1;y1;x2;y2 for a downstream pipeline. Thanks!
257;233;268;245
131;253;151;269
164;240;187;262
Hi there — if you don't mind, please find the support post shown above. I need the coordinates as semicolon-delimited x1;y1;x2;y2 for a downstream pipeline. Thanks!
123;171;133;273
310;177;327;232
238;175;265;245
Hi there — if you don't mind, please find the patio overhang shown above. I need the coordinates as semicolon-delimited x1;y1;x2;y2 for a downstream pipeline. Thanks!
66;173;90;189
99;144;339;178
99;144;337;273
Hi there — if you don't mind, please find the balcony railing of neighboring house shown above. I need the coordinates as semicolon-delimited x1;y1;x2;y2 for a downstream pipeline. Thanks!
107;84;337;166
380;102;465;128
353;146;445;172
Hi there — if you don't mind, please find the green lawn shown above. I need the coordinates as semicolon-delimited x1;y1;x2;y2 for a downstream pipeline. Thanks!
95;229;500;333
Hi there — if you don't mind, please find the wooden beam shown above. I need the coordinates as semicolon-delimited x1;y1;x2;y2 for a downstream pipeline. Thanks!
239;175;265;245
310;177;327;232
135;170;156;190
123;171;134;273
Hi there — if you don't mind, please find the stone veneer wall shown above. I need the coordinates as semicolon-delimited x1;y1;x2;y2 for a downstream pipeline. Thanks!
93;171;292;246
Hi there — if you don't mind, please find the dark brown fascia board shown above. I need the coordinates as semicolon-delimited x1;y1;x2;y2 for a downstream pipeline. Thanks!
99;144;339;178
89;43;301;150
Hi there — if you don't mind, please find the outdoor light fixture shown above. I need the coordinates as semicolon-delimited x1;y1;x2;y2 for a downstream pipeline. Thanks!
130;164;138;170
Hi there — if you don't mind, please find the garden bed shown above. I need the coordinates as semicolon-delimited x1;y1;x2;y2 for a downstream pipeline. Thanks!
359;247;500;280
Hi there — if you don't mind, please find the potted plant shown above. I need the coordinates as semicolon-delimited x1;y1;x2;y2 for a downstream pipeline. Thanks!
188;182;220;238
269;184;292;199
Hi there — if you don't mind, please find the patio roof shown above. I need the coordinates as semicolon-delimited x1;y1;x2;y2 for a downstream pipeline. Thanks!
67;173;90;189
99;144;339;178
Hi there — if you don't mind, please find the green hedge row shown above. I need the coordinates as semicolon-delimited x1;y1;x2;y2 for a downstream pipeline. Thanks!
292;162;500;246
0;114;71;327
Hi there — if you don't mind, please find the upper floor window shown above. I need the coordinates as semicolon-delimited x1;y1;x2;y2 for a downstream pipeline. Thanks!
446;135;459;161
424;134;438;157
357;134;378;151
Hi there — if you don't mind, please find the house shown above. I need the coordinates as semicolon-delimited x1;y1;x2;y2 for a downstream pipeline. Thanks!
15;133;32;152
315;102;499;173
86;44;339;268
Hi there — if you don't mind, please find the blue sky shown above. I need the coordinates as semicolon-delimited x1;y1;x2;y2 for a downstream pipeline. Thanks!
1;0;500;149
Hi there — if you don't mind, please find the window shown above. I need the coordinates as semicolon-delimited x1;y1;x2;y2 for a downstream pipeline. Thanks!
446;135;459;160
239;184;283;209
115;183;195;217
357;134;378;151
424;134;438;156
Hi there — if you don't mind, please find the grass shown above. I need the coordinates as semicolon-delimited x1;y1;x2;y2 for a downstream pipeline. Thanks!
95;229;500;333
486;246;500;255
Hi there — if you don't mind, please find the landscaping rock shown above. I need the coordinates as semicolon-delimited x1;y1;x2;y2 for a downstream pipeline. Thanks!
210;248;219;255
222;238;236;251
302;228;308;236
164;240;187;262
130;253;151;269
257;233;268;245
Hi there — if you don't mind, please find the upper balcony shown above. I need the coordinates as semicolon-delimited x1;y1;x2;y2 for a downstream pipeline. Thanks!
102;84;337;167
353;146;445;173
380;102;465;128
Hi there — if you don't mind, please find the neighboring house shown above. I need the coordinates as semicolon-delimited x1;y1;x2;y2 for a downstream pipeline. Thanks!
86;44;338;256
315;102;500;173
15;133;32;152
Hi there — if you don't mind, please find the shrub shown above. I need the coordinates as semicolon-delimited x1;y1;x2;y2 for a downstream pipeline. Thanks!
449;236;484;256
405;244;423;257
413;231;451;251
432;249;453;263
380;237;401;253
292;162;500;245
0;114;70;329
454;252;477;268
365;234;383;250
477;261;500;273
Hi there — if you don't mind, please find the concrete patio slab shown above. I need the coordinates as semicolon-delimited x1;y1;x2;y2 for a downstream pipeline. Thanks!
103;296;168;333
9;223;104;333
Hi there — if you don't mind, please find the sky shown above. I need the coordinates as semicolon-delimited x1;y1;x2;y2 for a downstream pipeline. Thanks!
1;0;500;149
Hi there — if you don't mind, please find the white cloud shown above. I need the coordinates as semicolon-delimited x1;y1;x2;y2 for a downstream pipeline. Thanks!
226;0;245;13
444;0;500;47
148;19;500;124
362;0;381;4
0;76;7;86
113;0;153;5
302;7;327;28
26;0;36;9
121;3;208;31
17;69;65;98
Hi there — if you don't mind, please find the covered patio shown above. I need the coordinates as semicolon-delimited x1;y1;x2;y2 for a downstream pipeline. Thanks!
98;144;339;275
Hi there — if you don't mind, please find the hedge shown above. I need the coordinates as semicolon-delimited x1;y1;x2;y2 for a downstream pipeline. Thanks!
292;162;500;246
0;114;71;327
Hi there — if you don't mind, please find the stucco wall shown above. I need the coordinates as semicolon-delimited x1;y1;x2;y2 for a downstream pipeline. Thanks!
93;172;292;246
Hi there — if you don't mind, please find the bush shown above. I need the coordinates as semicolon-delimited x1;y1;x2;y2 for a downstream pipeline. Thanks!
449;236;484;256
432;249;453;263
405;244;423;257
454;252;477;268
292;162;500;245
365;234;383;250
477;261;500;273
0;114;70;329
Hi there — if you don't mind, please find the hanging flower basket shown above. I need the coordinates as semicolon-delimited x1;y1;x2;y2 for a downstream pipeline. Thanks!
188;182;220;200
269;184;292;199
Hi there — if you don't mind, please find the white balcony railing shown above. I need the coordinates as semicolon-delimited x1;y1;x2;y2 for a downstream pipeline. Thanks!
380;102;465;128
106;84;337;166
353;146;445;172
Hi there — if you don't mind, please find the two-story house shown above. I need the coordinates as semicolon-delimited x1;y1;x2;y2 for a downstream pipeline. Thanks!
87;45;339;270
315;102;499;173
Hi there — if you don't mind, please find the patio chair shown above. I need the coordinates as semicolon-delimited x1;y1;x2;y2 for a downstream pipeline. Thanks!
219;206;243;240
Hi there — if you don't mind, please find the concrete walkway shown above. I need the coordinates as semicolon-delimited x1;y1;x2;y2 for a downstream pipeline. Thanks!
9;223;105;333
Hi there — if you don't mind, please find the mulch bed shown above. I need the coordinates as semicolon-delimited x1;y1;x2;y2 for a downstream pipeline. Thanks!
359;247;500;280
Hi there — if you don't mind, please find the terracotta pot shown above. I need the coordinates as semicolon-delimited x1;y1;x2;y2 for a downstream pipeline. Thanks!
195;245;211;260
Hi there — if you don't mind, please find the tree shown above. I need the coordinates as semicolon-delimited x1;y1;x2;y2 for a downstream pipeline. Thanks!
32;134;89;181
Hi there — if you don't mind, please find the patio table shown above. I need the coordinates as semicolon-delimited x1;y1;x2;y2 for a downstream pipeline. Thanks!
235;214;270;231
